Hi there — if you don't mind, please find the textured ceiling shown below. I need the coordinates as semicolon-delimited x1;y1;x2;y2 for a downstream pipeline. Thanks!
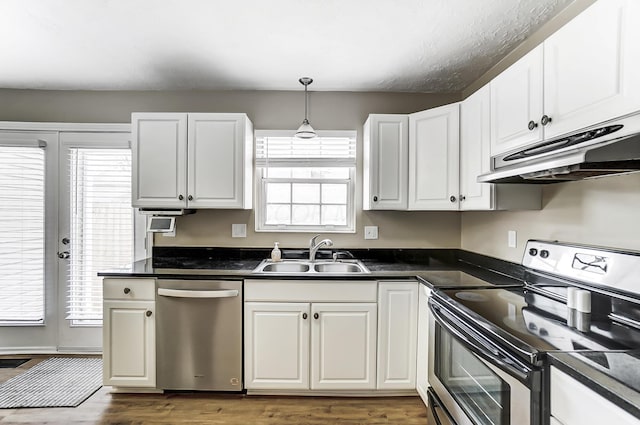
0;0;573;92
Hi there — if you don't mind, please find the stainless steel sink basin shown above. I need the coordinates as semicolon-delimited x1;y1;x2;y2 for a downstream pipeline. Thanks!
252;259;369;274
260;262;310;273
313;262;366;273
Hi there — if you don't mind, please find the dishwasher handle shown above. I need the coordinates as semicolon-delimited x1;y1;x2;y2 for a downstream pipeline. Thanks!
157;288;239;299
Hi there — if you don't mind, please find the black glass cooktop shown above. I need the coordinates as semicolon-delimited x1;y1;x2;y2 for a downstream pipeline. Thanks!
435;286;640;355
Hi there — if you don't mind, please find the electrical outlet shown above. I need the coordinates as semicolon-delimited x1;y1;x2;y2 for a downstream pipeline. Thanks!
232;223;247;238
364;226;379;240
508;230;517;248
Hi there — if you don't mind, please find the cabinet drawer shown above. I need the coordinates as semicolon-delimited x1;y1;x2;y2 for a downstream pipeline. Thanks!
103;278;156;301
551;366;639;425
245;280;377;302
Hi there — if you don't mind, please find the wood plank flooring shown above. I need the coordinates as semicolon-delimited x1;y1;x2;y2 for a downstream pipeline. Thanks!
0;356;428;425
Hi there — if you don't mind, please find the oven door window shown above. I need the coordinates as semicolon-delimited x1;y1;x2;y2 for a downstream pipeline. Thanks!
436;324;510;425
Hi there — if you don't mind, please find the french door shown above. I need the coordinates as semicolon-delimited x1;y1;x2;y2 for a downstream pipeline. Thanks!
57;132;145;351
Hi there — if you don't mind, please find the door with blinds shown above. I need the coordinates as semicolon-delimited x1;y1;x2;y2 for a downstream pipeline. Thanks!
57;132;143;350
0;132;56;338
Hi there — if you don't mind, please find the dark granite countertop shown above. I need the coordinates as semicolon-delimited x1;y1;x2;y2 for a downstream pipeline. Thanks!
98;247;524;288
549;351;640;419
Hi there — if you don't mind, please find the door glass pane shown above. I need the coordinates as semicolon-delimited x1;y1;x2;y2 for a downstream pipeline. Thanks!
67;148;133;326
0;147;44;324
435;324;511;425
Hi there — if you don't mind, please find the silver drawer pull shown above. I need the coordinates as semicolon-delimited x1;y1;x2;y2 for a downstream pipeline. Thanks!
157;288;239;299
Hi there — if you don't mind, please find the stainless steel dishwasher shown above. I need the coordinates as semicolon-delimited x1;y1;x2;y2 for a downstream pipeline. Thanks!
156;279;243;391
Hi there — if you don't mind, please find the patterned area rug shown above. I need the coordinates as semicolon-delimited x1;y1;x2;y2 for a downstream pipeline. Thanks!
0;357;102;408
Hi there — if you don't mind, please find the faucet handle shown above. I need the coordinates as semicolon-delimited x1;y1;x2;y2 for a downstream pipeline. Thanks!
310;234;321;248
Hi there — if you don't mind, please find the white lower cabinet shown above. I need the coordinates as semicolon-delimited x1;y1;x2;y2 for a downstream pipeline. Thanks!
311;303;377;390
550;366;639;425
416;284;431;404
244;302;310;390
246;279;409;393
102;278;156;388
377;281;418;390
245;300;377;391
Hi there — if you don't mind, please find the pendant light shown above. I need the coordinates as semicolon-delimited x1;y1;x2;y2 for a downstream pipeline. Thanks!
295;77;317;139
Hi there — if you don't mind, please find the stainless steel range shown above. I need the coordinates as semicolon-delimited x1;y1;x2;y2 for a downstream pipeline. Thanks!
427;240;640;425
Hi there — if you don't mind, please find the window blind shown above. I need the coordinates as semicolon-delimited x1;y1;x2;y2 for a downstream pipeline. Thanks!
255;135;356;166
66;148;133;325
0;147;45;324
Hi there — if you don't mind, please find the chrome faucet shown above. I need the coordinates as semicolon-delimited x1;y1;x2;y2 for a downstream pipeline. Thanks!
309;234;333;262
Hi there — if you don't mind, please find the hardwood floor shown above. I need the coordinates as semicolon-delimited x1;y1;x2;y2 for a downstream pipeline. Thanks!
0;356;428;425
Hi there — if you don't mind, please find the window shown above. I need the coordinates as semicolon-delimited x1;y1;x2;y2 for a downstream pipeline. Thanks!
0;146;45;324
66;148;134;326
255;131;356;233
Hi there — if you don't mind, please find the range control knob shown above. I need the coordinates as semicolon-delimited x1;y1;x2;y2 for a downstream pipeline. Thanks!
540;250;550;259
529;248;538;256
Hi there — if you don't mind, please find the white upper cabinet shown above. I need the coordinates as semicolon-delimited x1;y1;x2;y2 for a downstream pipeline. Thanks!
132;112;253;209
490;45;544;156
491;0;640;156
132;113;188;209
460;85;493;210
543;0;640;140
408;104;460;210
363;114;409;210
461;86;542;211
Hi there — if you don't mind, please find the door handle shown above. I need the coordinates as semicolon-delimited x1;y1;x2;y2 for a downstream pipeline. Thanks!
157;288;239;299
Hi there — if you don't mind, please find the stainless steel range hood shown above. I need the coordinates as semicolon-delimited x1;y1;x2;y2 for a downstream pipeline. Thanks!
478;113;640;184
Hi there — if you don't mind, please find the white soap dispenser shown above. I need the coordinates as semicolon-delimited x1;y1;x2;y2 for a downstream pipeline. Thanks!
271;242;282;262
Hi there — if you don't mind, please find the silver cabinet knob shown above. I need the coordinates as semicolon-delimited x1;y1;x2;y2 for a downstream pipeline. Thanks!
188;195;193;201
302;312;308;320
373;196;378;202
313;312;319;320
541;115;552;126
178;194;184;200
123;287;131;294
57;251;70;259
449;195;457;203
145;310;152;317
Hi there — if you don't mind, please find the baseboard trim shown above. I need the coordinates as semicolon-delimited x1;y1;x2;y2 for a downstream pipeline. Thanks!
246;389;417;397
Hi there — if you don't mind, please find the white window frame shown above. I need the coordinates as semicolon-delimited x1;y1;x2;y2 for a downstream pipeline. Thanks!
255;130;357;233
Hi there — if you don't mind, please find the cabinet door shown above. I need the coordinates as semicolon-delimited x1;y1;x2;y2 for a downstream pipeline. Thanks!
311;303;377;390
490;45;544;155
543;0;640;140
551;366;639;425
244;302;310;390
187;113;252;209
460;85;493;210
416;285;431;405
408;104;460;210
103;300;155;387
363;115;409;210
132;113;187;208
377;282;418;390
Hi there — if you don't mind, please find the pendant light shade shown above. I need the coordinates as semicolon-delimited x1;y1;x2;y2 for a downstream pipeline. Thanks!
295;77;316;139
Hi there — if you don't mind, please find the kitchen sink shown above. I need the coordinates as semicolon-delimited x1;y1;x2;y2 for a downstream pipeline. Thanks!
313;263;365;273
252;259;370;275
260;262;310;273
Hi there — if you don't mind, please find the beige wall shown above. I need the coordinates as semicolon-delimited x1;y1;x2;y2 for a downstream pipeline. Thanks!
0;88;463;249
462;173;640;262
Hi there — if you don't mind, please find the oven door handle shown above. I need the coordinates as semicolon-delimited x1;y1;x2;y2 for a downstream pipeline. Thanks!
430;302;531;383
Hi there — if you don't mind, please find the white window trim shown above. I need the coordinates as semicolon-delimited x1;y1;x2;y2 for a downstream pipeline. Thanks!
255;130;357;233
